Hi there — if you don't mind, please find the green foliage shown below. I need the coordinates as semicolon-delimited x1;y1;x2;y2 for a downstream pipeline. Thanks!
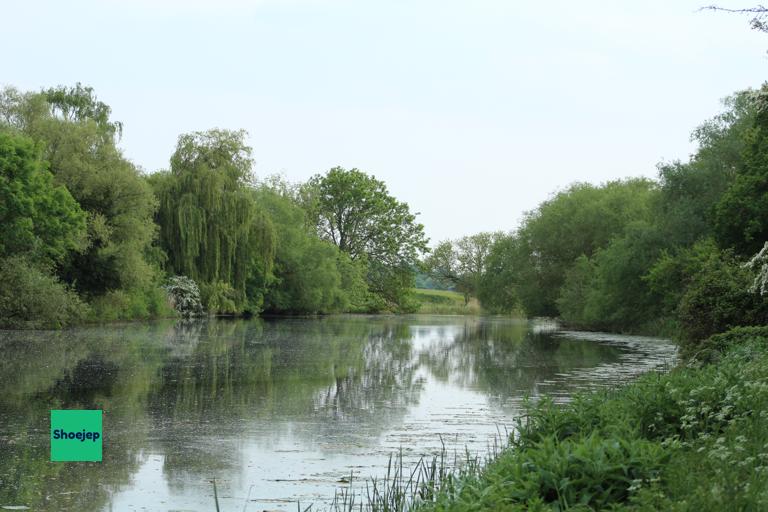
558;222;667;331
714;169;768;257
656;91;756;248
256;184;368;314
304;166;429;309
200;280;240;315
645;238;721;319
555;254;596;327
367;260;422;312
0;130;86;263
86;285;173;323
336;252;372;312
691;325;768;363
457;434;666;511
43;83;123;140
0;257;87;329
522;179;657;316
479;179;656;317
714;86;768;256
0;85;159;299
413;288;483;315
677;248;768;348
151;130;276;314
477;234;521;314
425;232;503;304
417;331;768;511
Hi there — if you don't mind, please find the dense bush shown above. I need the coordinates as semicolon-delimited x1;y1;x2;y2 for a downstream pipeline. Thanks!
689;325;768;363
676;250;768;348
163;275;203;318
0;257;87;329
85;286;173;322
200;280;241;315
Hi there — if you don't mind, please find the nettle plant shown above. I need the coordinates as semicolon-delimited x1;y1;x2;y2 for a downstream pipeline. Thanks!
164;275;204;317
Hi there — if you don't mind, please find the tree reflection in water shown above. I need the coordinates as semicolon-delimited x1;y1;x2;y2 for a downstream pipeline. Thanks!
0;316;675;511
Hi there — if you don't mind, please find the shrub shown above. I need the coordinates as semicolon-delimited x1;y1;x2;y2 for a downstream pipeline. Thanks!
689;325;768;363
163;275;203;318
677;250;768;348
86;285;175;322
0;257;86;329
200;280;240;315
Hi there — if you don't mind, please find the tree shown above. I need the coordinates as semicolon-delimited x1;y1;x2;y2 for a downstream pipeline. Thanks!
702;5;768;32
0;85;159;301
425;232;502;304
557;222;667;331
479;179;657;317
713;86;768;256
477;234;521;314
656;91;756;248
151;129;276;314
43;83;123;140
255;183;368;314
303;167;429;308
0;130;86;263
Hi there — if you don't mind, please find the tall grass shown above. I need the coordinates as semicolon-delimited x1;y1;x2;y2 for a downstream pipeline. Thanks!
412;289;483;315
327;437;501;512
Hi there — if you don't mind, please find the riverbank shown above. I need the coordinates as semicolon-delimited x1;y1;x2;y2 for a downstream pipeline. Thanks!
412;289;483;315
389;326;768;511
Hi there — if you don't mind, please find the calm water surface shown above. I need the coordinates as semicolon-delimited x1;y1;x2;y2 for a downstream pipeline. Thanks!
0;315;677;511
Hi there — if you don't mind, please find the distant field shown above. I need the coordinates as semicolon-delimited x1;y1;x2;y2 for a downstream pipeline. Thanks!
412;288;483;315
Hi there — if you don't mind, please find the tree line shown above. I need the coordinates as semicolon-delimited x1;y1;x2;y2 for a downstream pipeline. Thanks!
4;80;768;348
0;84;428;327
428;86;768;351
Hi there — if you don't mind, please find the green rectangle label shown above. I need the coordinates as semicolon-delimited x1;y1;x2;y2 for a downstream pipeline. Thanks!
50;409;102;462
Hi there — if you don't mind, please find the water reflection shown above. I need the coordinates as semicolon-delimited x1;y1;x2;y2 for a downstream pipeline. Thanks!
0;316;676;511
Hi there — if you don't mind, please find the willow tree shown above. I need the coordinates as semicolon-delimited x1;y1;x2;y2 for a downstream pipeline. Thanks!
152;129;275;313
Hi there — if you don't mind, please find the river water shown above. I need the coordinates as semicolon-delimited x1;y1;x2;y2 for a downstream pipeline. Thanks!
0;315;676;511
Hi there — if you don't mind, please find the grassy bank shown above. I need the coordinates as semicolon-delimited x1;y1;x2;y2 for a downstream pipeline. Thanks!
420;326;768;511
328;326;768;511
413;289;483;315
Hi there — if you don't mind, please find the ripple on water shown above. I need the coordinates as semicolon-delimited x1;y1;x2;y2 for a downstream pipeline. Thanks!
0;316;678;511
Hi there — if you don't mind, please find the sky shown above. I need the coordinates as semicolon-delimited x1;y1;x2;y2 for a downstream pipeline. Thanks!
2;0;766;243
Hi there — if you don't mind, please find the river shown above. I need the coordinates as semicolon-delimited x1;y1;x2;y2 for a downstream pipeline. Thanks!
0;315;677;511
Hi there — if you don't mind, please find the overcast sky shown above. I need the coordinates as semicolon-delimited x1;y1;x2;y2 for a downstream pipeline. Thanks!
2;0;766;243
